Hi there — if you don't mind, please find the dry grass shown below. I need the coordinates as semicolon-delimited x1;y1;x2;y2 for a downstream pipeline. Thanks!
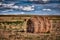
0;29;57;40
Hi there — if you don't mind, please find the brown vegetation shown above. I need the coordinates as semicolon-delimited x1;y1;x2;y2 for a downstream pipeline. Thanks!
0;15;60;40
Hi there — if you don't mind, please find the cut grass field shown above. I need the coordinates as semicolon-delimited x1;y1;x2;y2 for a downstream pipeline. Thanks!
0;29;57;40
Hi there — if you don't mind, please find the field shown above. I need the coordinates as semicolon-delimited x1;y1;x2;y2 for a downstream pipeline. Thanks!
0;29;58;40
0;15;60;40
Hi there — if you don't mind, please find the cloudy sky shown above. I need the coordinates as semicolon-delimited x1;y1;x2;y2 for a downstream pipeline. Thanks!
0;0;60;15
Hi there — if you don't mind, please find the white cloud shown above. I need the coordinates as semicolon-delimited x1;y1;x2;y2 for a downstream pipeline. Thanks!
29;0;33;1
12;6;19;9
21;6;34;11
2;0;4;1
0;3;35;11
19;6;23;9
20;12;25;14
0;3;2;5
0;3;15;8
2;3;14;6
42;9;51;11
42;0;48;2
31;5;34;7
1;3;19;9
1;9;13;12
